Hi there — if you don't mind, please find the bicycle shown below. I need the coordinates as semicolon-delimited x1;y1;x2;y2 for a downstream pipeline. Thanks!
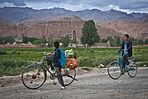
21;52;77;89
107;50;137;80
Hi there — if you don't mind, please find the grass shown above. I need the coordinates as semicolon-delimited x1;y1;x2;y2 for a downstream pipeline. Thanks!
0;47;148;76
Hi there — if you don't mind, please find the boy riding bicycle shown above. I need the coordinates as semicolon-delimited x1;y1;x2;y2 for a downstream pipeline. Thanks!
47;42;78;90
47;42;65;90
119;34;133;73
53;42;65;90
107;34;137;79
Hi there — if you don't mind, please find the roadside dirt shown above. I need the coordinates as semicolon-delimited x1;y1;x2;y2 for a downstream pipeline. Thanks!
0;67;106;87
0;67;148;99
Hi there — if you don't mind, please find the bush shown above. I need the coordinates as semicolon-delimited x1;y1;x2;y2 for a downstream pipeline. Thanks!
0;59;29;76
144;39;148;44
0;36;15;44
0;50;7;55
0;47;147;76
60;35;71;47
33;39;42;45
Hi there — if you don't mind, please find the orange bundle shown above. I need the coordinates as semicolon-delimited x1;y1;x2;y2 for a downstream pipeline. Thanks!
66;58;78;70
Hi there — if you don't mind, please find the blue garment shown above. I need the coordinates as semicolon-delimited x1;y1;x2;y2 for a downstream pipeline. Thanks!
124;42;128;55
53;48;61;67
120;40;132;69
123;42;130;69
120;40;132;57
58;49;66;68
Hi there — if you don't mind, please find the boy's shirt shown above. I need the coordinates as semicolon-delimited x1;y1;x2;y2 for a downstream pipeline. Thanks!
53;48;61;67
124;42;128;55
120;40;132;57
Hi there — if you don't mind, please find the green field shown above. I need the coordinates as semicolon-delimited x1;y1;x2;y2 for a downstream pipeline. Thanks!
0;47;148;76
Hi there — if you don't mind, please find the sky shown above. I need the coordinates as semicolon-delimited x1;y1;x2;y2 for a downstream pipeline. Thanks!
0;0;148;13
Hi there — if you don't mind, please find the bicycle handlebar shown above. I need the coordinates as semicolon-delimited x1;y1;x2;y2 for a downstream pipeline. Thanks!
116;50;120;55
116;49;128;56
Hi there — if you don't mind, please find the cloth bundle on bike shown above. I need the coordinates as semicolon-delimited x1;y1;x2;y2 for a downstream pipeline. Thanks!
65;49;75;58
66;58;78;70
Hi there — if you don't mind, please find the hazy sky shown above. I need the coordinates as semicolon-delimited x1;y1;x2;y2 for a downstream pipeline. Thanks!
0;0;148;13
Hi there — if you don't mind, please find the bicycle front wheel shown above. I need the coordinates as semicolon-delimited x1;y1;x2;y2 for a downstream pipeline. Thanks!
21;63;47;89
128;62;137;78
107;61;122;80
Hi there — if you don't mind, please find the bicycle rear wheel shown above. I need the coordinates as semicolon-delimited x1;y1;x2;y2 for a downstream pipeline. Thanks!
107;61;122;80
61;68;76;86
21;63;47;89
128;61;137;78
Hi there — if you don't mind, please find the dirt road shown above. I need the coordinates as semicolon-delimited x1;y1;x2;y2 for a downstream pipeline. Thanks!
0;67;148;99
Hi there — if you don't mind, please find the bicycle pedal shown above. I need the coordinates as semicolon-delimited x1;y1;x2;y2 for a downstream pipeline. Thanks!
121;72;124;75
50;75;55;80
128;67;135;71
75;78;78;81
53;81;57;85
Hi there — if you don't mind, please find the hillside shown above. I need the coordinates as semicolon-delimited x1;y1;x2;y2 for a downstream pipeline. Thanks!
99;20;148;39
0;7;148;42
0;7;147;23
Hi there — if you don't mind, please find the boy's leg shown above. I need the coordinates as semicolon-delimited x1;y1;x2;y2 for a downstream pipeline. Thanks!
47;57;54;70
123;54;129;69
55;67;64;87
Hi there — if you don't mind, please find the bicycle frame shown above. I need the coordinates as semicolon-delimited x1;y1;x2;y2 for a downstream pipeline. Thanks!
35;54;55;77
107;50;137;80
116;50;126;69
38;54;77;80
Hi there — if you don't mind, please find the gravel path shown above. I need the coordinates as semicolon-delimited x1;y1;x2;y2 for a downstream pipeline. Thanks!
0;67;148;99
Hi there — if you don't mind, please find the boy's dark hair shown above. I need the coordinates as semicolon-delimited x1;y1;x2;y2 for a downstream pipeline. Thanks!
54;42;59;48
124;34;129;38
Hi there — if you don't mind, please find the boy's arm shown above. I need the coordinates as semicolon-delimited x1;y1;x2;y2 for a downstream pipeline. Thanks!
119;41;124;52
127;41;132;50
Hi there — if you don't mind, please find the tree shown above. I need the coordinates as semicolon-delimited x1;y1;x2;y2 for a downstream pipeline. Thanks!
32;39;42;45
107;37;116;47
130;38;135;45
0;36;15;44
22;35;48;46
138;39;144;45
47;36;53;47
144;39;148;44
106;36;121;47
81;20;100;46
101;39;107;43
115;37;121;47
130;37;140;46
22;36;39;44
60;35;71;47
40;36;47;45
22;34;28;43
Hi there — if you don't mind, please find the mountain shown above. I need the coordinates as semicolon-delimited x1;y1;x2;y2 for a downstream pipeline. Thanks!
104;9;134;20
99;20;148;39
0;7;148;42
131;12;147;19
0;7;147;23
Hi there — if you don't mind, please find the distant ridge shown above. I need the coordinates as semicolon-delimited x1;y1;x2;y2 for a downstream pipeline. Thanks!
0;7;147;40
0;7;147;23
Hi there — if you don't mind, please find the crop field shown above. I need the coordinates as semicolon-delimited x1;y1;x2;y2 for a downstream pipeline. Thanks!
0;47;148;76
